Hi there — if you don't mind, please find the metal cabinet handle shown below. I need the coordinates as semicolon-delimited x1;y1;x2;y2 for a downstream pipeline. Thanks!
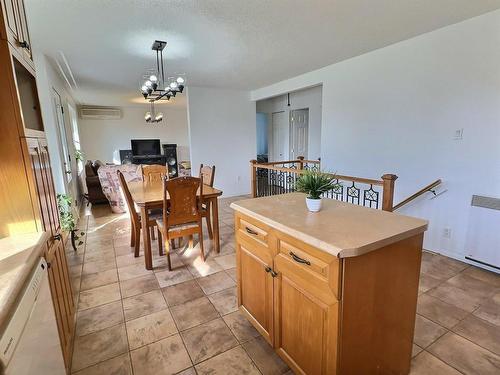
47;262;51;269
264;266;278;277
289;251;311;266
19;40;30;49
245;227;258;236
53;234;62;241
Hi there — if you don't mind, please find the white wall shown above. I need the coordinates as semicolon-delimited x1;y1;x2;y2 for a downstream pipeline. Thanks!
256;86;322;160
250;10;500;266
187;87;256;197
34;53;82;201
79;106;190;163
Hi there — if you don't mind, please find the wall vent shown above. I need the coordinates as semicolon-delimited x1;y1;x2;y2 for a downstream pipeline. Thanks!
471;195;500;210
79;106;122;120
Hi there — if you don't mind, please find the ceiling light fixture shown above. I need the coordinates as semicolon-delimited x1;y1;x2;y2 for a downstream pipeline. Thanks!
145;101;163;124
140;40;185;103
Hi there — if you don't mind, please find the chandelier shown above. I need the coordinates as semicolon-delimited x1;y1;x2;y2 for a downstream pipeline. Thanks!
140;40;185;103
145;101;163;123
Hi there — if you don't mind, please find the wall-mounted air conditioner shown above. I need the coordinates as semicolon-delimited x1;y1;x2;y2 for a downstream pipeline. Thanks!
79;106;123;120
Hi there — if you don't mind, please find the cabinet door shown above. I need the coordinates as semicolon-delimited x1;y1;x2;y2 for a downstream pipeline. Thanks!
274;255;339;375
14;0;32;65
38;138;61;236
0;0;21;44
46;239;74;371
236;241;274;344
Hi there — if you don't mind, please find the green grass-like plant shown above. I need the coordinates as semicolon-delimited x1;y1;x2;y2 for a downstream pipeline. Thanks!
295;170;340;199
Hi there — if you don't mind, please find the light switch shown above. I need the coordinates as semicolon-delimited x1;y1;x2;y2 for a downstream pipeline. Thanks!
453;128;463;140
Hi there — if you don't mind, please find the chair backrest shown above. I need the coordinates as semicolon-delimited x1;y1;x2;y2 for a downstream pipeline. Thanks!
199;164;215;187
117;170;139;223
142;164;167;183
163;176;202;227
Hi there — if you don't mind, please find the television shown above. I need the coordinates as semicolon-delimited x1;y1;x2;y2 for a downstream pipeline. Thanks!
131;139;161;156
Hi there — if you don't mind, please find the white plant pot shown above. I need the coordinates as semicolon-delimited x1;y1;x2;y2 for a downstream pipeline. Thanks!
305;197;322;212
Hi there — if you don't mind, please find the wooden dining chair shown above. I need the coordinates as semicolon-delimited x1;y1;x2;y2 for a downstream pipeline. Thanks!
117;170;162;257
142;164;168;183
199;164;216;239
156;176;205;271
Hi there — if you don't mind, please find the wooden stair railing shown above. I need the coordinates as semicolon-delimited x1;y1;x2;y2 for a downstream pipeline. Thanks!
250;158;398;211
392;179;442;211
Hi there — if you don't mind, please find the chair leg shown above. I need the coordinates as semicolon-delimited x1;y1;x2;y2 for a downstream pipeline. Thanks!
150;226;156;240
188;235;194;249
205;204;213;240
164;237;172;271
199;229;205;262
158;230;163;256
170;239;176;249
134;225;141;257
130;221;136;247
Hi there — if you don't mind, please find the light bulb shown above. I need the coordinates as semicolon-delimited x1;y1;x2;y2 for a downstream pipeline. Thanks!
169;81;178;89
141;85;148;92
145;80;152;88
145;112;151;121
149;75;158;83
155;113;163;121
176;77;185;84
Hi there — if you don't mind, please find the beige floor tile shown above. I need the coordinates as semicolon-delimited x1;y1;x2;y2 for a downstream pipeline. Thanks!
170;296;219;331
181;318;238;363
118;263;153;281
116;253;145;268
473;292;500;326
185;257;224;278
223;311;260;343
416;294;469;329
208;286;238;315
67;252;85;267
243;336;289;375
120;273;159;298
82;258;116;275
114;244;135;256
196;271;235;295
155;267;194;288
225;268;237;282
126;309;178;350
412;344;423;358
214;253;236;270
420;253;467;281
84;249;115;263
176;368;196;375
80;268;118;291
413;314;447;348
195;345;260;375
130;334;192;375
162;279;205;307
72;324;128;372
78;283;121;311
76;301;124;336
409;351;461;375
461;266;500;287
453;315;500;355
428;332;500;374
73;353;132;375
418;273;444;294
122;289;167;321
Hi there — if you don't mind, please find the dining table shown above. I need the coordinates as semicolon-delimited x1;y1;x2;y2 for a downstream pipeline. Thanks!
127;179;223;270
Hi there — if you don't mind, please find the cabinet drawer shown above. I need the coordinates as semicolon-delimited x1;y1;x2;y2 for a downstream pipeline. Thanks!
279;240;329;279
236;215;269;248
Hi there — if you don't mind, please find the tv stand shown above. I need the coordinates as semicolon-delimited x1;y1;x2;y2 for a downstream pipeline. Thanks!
132;155;165;165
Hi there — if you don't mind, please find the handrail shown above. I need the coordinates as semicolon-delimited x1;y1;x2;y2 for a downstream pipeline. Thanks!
393;179;442;211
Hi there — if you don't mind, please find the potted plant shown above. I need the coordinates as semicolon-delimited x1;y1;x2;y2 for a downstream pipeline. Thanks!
57;194;85;251
295;171;340;212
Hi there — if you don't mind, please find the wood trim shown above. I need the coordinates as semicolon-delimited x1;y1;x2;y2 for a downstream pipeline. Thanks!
393;179;442;211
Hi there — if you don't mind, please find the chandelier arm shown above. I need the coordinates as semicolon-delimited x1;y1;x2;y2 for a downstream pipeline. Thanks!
160;48;165;88
156;50;160;86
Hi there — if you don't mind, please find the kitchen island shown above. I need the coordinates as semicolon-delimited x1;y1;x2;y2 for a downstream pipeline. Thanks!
230;193;428;375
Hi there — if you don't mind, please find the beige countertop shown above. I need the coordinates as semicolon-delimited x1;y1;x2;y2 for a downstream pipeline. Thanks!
230;193;428;258
0;232;48;332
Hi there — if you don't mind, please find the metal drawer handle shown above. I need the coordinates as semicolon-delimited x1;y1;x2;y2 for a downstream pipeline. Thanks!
264;266;278;277
20;40;30;49
289;251;311;266
53;234;62;241
245;227;258;236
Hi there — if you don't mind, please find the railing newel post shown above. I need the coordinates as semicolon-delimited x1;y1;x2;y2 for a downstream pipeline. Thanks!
381;174;398;212
297;156;304;170
250;159;257;198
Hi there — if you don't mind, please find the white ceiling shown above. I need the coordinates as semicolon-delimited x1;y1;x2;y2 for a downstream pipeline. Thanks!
26;0;500;107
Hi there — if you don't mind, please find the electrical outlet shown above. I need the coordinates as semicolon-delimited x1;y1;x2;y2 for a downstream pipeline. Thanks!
443;227;451;239
237;175;241;183
453;129;463;140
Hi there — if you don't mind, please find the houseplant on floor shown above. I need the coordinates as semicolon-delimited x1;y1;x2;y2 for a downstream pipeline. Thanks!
57;194;85;251
295;170;340;212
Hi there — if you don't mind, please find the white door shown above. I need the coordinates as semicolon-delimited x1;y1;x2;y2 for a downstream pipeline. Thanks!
271;111;288;161
290;109;309;160
52;89;76;200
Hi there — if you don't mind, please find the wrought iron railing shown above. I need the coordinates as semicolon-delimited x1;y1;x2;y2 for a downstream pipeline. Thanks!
250;157;397;211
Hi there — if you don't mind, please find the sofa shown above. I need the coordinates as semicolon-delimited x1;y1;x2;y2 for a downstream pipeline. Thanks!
84;160;108;204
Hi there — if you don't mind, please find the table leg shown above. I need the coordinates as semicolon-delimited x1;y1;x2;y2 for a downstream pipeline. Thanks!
211;197;220;253
140;206;153;270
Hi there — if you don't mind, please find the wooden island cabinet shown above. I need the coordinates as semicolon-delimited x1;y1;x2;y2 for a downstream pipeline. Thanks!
231;193;427;375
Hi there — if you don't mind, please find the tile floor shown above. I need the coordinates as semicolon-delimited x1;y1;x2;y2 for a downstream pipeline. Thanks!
67;196;500;374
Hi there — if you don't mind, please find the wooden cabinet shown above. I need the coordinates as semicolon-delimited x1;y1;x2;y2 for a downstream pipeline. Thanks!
46;239;75;372
235;210;423;375
0;0;33;67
